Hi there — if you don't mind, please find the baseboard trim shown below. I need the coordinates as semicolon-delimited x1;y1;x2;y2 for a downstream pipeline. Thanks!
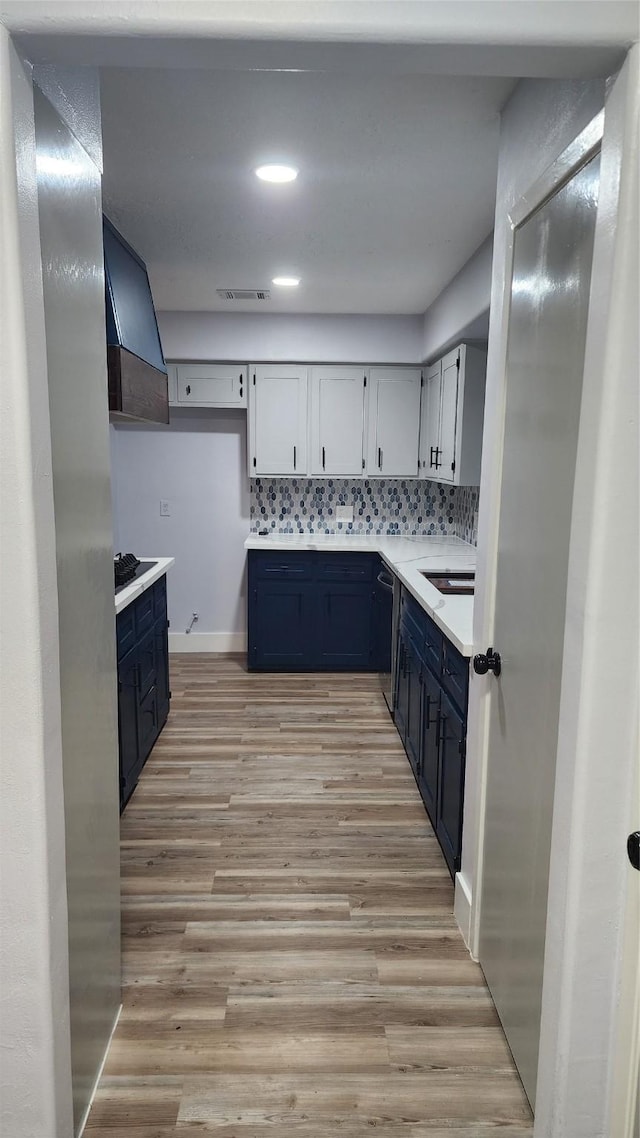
76;1003;122;1137
169;631;247;654
454;871;475;957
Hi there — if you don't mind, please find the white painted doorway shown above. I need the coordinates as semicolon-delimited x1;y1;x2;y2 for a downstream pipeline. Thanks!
477;115;604;1107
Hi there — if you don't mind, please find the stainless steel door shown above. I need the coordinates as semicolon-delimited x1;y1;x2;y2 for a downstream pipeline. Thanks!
479;151;601;1106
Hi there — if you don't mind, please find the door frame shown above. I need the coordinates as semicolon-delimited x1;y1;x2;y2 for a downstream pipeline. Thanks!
459;49;639;1134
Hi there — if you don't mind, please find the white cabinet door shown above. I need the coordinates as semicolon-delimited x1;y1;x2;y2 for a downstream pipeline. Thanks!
175;363;247;407
419;345;487;485
437;348;460;484
419;361;442;478
249;365;308;476
309;367;366;476
366;368;421;477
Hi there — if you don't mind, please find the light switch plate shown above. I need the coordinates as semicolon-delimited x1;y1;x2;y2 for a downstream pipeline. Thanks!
336;505;353;523
160;500;170;516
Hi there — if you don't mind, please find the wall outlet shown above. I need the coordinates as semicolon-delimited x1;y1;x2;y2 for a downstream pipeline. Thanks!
336;505;353;523
160;500;170;516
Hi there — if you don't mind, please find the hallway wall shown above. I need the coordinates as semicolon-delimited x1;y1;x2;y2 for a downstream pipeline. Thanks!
0;35;74;1138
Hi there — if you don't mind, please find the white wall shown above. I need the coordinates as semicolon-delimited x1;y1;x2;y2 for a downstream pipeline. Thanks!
158;311;423;364
421;234;493;362
111;413;250;651
34;78;121;1132
0;33;73;1138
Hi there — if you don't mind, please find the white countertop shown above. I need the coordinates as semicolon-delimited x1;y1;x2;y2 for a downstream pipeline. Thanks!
115;557;175;615
244;534;476;655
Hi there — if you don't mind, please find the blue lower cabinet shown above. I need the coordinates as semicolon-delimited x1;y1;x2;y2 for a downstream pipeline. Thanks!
418;664;441;827
317;584;374;669
248;552;385;672
394;584;469;878
436;692;466;877
116;574;170;811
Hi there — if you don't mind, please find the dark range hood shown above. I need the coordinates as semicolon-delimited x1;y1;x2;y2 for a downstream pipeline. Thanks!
104;216;169;424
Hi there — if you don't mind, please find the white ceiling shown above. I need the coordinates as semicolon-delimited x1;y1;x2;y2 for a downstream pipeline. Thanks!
100;68;515;315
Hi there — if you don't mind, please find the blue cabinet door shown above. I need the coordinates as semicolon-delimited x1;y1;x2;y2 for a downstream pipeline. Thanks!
418;664;440;827
405;640;423;775
317;584;374;669
137;682;159;765
394;627;410;741
436;691;466;875
154;616;170;728
250;582;315;669
117;576;170;810
118;643;139;807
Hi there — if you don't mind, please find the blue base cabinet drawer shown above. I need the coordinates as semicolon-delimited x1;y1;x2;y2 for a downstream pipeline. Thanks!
248;551;389;673
394;584;469;878
116;574;171;811
317;554;374;582
254;554;314;581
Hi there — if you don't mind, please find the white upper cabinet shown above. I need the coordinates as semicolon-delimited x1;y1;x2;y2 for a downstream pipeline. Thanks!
172;363;247;407
366;367;422;477
419;360;442;476
309;367;366;476
439;350;460;478
419;343;487;485
249;365;308;476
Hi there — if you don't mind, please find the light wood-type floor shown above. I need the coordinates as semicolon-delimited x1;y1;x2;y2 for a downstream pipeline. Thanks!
87;655;533;1136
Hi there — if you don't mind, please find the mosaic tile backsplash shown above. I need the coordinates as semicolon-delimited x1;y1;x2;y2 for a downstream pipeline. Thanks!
250;479;479;545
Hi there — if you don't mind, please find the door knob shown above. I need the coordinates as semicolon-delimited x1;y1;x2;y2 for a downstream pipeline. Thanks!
473;648;502;677
627;831;640;871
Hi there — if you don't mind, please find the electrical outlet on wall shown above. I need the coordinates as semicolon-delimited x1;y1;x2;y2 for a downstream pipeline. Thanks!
336;505;353;523
160;500;170;516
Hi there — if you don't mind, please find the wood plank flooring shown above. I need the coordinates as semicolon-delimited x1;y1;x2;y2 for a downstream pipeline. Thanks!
87;655;533;1136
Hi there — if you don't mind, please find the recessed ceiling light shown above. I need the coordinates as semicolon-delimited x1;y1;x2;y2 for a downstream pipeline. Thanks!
272;276;300;287
255;164;298;183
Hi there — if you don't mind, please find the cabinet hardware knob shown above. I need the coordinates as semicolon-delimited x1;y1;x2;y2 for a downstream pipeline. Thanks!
473;648;502;677
186;384;191;395
627;831;640;871
322;446;326;470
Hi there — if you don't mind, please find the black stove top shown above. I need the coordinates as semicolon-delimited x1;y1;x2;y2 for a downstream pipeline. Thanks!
114;555;158;594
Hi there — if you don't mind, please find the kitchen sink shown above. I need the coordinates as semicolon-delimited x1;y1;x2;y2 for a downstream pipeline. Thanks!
421;571;475;595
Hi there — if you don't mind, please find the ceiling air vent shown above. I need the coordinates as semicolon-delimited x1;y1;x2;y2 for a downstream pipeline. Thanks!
216;288;271;301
